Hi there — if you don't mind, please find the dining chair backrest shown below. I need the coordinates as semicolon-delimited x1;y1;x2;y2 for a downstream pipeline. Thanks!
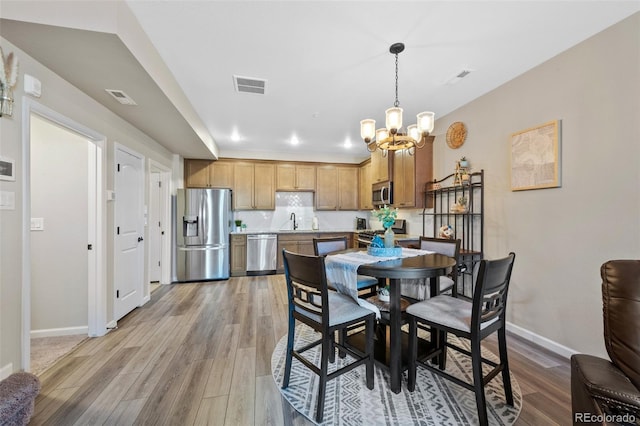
419;236;460;258
471;252;516;332
282;249;330;327
420;237;461;296
313;236;348;256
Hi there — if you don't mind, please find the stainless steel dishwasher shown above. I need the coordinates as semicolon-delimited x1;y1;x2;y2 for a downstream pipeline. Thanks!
246;234;278;275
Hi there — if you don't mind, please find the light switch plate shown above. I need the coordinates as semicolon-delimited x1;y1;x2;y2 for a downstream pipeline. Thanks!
31;218;44;231
0;191;15;210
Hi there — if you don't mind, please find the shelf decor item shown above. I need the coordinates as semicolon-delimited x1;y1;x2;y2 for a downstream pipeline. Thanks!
378;286;390;302
372;204;398;248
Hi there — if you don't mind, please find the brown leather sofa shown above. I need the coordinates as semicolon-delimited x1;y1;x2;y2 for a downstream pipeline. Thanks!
571;260;640;425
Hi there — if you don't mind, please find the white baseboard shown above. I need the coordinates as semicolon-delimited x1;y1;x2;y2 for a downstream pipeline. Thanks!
506;321;578;359
141;295;151;305
30;326;88;339
0;363;13;380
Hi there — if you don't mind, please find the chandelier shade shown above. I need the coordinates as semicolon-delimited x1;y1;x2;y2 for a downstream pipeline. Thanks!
361;43;435;155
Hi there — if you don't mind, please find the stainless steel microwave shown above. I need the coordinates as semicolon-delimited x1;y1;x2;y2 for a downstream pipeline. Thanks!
372;181;393;207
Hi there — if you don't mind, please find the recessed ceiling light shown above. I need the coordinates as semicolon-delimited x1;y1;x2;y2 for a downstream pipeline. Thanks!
344;137;352;148
290;135;300;145
231;129;240;142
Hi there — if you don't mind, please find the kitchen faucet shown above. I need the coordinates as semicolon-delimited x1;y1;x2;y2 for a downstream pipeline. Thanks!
290;212;298;230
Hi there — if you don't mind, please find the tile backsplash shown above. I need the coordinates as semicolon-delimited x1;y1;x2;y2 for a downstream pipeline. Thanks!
233;191;428;235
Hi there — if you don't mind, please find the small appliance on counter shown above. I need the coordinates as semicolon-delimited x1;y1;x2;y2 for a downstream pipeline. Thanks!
356;217;367;230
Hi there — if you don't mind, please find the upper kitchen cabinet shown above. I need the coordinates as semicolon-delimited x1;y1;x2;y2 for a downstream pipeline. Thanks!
359;160;373;210
370;149;392;183
184;159;233;188
233;162;275;210
276;163;316;191
392;136;434;208
316;165;359;210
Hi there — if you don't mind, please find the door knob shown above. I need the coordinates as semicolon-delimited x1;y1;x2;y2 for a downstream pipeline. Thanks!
138;237;144;242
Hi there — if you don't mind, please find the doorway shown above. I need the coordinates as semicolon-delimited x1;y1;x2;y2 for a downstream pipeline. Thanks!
148;159;171;291
22;99;107;371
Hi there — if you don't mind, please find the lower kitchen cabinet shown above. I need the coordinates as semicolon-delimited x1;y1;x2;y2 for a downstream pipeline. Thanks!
230;234;247;276
276;232;353;273
277;233;315;272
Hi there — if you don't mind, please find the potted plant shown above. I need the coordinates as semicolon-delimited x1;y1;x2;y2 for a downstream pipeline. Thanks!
372;205;398;248
234;220;242;232
459;156;470;168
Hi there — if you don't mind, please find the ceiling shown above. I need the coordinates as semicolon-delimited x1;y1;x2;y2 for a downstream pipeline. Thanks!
1;1;638;164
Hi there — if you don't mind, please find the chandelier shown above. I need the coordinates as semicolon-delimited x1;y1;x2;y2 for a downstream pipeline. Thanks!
360;43;435;155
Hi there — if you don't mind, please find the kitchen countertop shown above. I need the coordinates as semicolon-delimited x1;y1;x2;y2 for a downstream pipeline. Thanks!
229;230;421;240
230;229;357;235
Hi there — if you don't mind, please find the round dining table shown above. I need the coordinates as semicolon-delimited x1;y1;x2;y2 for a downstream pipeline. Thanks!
357;252;456;394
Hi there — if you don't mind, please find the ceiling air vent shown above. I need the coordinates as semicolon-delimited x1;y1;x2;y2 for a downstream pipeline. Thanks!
445;69;474;85
105;89;137;105
233;75;267;95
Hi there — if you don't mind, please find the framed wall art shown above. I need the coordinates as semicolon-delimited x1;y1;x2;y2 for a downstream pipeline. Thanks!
0;156;15;181
510;120;561;191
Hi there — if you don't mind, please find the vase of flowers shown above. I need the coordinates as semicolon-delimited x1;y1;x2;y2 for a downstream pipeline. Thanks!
372;205;398;248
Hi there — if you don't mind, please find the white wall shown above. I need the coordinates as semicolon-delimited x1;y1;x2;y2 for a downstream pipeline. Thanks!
30;114;89;333
430;13;640;357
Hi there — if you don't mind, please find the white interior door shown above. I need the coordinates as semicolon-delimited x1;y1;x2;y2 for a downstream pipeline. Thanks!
114;145;145;320
149;172;162;282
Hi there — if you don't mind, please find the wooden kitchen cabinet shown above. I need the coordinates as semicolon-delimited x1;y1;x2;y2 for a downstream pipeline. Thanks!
370;149;391;183
276;233;316;272
276;163;316;190
230;234;247;276
184;159;233;188
359;160;373;210
276;232;352;272
315;165;359;210
233;162;275;210
392;136;434;208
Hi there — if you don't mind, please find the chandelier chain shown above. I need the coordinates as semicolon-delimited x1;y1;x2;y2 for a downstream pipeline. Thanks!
394;52;400;108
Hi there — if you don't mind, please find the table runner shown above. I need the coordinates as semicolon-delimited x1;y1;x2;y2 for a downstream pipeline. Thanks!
325;248;434;318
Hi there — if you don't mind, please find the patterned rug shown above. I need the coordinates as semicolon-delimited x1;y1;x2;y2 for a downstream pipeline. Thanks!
272;325;521;425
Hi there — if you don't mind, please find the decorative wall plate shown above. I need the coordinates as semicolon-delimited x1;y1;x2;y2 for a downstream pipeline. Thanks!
446;122;467;149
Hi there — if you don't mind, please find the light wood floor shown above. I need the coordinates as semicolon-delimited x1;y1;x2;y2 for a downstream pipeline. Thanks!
31;275;572;425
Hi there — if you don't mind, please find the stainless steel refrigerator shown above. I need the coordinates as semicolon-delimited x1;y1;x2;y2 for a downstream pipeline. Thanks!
175;188;231;281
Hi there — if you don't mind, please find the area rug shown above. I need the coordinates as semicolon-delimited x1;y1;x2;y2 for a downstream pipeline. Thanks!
272;325;521;425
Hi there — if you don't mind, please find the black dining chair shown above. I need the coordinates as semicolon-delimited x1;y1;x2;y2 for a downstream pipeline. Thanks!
313;236;379;297
281;249;375;423
401;237;461;301
406;252;516;426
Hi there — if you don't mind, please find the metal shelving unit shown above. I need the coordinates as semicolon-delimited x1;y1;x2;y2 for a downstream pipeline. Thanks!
422;169;484;298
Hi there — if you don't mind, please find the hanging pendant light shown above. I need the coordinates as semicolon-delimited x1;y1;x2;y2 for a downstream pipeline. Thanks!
360;43;435;155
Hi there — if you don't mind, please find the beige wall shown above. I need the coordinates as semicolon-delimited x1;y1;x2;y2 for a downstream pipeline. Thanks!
431;13;639;357
0;37;176;373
